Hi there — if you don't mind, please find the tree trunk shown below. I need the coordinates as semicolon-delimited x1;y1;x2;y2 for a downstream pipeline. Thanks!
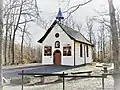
20;32;24;64
0;0;3;89
117;13;120;38
4;14;9;65
11;0;23;64
4;31;8;65
92;46;96;62
108;0;120;89
100;36;103;62
20;21;26;64
11;30;15;64
98;38;100;62
102;25;105;59
8;29;12;64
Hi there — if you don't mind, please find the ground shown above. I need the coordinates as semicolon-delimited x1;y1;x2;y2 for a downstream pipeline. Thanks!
3;63;114;90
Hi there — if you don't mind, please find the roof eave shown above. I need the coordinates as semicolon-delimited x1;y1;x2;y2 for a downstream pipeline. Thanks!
74;39;94;46
37;20;57;43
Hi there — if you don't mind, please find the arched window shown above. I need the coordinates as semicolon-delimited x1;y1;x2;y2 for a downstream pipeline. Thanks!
55;41;60;48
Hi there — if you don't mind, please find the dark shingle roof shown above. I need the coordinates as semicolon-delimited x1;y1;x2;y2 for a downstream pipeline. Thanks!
58;23;92;45
38;20;93;46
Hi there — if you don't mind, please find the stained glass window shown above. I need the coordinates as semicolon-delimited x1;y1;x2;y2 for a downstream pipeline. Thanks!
63;45;71;56
44;46;52;56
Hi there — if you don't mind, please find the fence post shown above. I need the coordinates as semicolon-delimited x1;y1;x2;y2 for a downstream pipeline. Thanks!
63;72;65;90
102;74;104;90
22;70;24;90
41;76;44;84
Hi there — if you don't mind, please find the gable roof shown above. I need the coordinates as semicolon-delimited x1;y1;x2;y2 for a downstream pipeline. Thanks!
38;20;93;46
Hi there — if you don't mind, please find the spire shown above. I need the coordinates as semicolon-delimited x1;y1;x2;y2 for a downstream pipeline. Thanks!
56;8;64;22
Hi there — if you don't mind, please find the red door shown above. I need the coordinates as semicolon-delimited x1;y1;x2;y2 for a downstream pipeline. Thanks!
54;50;61;65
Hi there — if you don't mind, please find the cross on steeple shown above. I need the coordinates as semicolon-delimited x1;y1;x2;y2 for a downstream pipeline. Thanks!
56;8;64;22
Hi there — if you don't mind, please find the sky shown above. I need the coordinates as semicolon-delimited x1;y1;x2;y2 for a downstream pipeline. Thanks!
27;0;120;46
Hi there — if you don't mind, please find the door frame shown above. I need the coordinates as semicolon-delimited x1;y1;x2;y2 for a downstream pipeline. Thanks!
53;50;61;65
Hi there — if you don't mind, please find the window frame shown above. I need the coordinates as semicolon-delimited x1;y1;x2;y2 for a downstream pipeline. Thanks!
44;46;52;56
63;45;71;56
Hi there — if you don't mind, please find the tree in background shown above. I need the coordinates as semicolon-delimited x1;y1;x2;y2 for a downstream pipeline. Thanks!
0;0;3;89
108;0;120;89
3;0;41;65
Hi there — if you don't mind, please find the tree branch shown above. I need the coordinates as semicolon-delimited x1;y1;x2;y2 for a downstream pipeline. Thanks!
63;0;92;13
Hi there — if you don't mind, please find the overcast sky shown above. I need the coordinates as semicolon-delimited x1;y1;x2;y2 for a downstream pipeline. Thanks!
27;0;120;46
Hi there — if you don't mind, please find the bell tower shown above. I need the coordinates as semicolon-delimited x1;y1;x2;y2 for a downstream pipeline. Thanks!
56;8;64;22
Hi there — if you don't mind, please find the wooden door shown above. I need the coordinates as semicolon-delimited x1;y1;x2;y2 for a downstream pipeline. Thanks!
54;50;61;65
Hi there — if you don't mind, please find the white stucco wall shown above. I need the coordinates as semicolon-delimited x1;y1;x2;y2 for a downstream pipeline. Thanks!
75;42;93;65
42;24;74;66
75;42;84;65
86;45;93;63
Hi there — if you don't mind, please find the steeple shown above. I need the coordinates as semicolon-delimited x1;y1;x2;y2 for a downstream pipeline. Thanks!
56;8;64;22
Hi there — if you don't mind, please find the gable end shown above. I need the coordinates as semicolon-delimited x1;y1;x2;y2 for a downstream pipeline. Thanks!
38;20;57;43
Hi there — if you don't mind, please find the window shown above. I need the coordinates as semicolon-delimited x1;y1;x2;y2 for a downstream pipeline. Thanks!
55;33;59;38
55;41;60;48
44;46;52;56
80;44;83;57
63;45;71;56
86;45;89;57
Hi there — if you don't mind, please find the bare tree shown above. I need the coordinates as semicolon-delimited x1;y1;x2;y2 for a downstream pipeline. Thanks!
11;0;24;64
92;9;113;62
3;0;41;64
98;25;106;62
20;16;31;64
86;18;93;43
0;0;3;89
20;19;27;64
116;11;120;38
63;0;92;19
97;33;100;62
108;0;120;89
4;14;9;65
102;26;106;59
76;24;82;32
86;17;98;62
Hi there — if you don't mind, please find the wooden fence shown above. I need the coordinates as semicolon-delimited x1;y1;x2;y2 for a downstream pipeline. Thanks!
18;70;113;90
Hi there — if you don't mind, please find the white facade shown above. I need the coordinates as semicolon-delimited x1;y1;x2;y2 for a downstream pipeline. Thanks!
42;24;74;66
39;21;93;66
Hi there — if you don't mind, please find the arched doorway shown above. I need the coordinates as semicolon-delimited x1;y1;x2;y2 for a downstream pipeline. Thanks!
53;50;61;65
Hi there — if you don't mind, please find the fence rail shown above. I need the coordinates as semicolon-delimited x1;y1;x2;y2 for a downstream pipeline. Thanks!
18;70;113;90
